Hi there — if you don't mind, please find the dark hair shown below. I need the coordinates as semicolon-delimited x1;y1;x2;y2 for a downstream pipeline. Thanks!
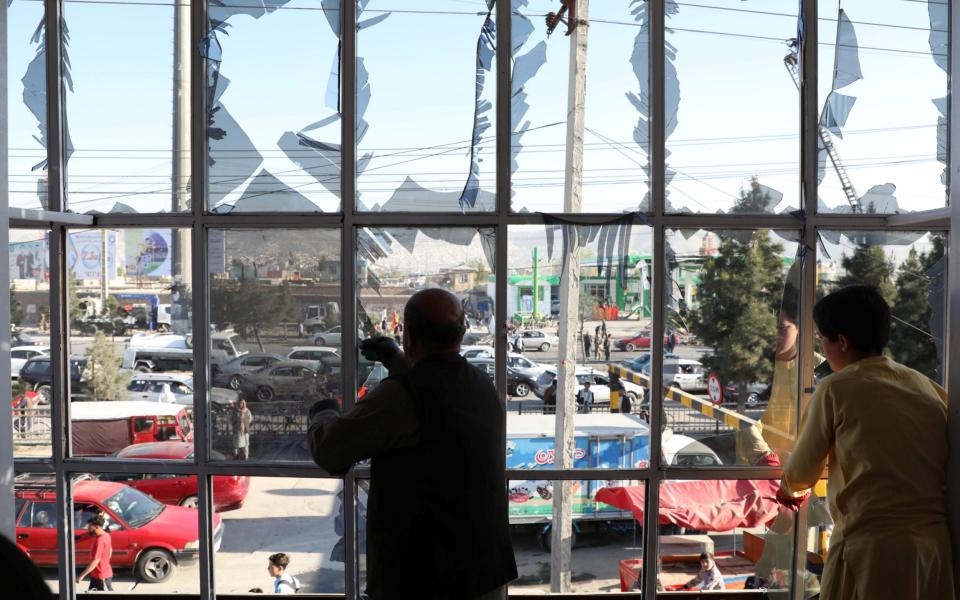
268;553;290;569
699;552;713;561
87;514;106;528
813;285;890;355
404;296;466;349
780;282;799;325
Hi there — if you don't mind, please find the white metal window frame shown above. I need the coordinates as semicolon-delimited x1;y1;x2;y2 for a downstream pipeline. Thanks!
1;0;957;598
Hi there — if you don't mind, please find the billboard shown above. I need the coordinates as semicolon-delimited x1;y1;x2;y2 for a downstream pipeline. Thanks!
66;231;121;280
10;238;48;281
125;229;172;278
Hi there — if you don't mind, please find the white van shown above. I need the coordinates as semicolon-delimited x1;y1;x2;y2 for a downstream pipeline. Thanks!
122;330;248;372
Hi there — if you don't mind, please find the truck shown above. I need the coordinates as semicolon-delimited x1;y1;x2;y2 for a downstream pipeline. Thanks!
121;330;248;372
301;302;340;334
71;400;193;457
506;414;720;547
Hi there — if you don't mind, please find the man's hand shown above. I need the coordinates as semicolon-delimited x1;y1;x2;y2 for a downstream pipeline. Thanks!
359;336;401;366
775;485;810;512
308;398;341;421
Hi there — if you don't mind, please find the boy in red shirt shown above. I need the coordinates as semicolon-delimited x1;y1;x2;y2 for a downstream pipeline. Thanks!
77;514;113;591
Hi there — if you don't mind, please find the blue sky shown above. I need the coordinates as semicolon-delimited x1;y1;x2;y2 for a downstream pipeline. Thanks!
4;0;949;215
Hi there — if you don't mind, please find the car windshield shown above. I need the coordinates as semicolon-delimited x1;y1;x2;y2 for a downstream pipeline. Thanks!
103;486;165;528
231;337;249;354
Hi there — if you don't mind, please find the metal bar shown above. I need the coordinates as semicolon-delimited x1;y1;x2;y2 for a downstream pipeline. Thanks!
43;0;64;213
885;207;951;228
8;208;93;226
0;0;12;536
946;0;960;593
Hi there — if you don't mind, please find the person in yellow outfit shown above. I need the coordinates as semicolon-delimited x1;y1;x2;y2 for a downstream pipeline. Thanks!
780;285;954;600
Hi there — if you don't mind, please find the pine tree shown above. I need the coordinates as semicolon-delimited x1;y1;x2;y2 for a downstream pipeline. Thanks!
84;331;127;402
10;285;26;327
889;249;937;377
730;176;774;214
690;229;784;411
835;243;895;303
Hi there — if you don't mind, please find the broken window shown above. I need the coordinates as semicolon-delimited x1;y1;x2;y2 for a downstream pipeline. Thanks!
816;0;949;213
206;0;341;213
510;1;651;213
356;1;496;213
665;0;799;214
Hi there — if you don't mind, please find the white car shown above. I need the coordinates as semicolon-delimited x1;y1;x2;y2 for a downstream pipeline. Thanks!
311;325;342;346
11;346;49;380
286;346;341;372
535;367;645;405
521;330;560;351
125;372;238;408
639;358;707;392
460;345;494;359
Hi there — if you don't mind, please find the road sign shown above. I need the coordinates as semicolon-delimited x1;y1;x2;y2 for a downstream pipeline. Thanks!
707;372;723;405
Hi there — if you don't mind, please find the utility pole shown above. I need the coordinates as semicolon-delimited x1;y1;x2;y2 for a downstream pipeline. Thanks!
101;230;109;312
171;0;192;334
532;247;540;319
551;0;588;592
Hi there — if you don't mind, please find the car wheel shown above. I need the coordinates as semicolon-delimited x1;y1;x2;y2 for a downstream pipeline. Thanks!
624;343;636;352
135;364;152;373
539;343;550;352
746;392;760;407
137;548;176;583
228;375;243;391
36;384;52;404
256;386;275;402
622;392;638;413
513;383;530;398
179;495;199;509
157;323;170;332
315;337;325;346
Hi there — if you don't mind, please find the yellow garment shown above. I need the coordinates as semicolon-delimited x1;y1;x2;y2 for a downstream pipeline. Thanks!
783;356;953;600
760;356;799;454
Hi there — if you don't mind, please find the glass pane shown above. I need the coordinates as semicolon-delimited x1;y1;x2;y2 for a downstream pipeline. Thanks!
11;229;52;458
14;472;60;594
355;226;495;388
656;479;800;597
6;0;48;210
214;476;345;594
818;231;947;381
205;0;341;213
71;473;200;593
801;480;833;597
507;225;652;469
66;228;194;457
504;479;644;594
355;1;495;213
817;0;949;213
208;229;342;462
63;0;190;214
510;1;650;213
665;1;799;214
662;229;802;467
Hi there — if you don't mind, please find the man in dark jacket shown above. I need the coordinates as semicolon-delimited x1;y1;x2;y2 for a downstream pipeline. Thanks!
308;289;517;599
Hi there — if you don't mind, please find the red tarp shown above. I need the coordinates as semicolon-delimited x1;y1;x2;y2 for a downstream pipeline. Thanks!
595;477;785;532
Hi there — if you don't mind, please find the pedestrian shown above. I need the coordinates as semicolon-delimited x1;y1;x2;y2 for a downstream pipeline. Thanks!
576;381;594;413
267;553;301;594
778;285;955;600
603;333;611;362
515;328;524;354
233;398;253;460
666;329;678;353
393;320;403;344
682;552;726;590
594;328;602;361
308;288;517;599
582;331;592;361
77;514;113;591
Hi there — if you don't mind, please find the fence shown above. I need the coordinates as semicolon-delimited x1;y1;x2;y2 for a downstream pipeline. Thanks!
12;406;52;445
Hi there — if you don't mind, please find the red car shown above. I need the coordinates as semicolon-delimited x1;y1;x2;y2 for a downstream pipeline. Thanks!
109;441;250;512
14;475;223;583
615;331;669;352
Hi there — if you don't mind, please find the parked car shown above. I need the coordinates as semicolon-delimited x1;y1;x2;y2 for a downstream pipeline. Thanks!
358;362;388;400
534;367;644;407
460;345;494;359
126;372;238;409
14;474;223;583
238;361;318;402
12;330;45;346
286;346;341;374
637;358;708;392
466;357;537;398
18;356;88;403
622;352;680;373
614;330;669;352
722;382;771;407
311;325;342;346
521;330;560;351
11;346;49;380
505;353;550;385
107;442;250;511
211;352;285;390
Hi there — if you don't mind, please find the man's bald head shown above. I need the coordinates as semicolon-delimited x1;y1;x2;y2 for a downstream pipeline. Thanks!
403;288;466;354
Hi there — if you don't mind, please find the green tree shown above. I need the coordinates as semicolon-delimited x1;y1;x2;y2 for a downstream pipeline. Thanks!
730;176;774;214
84;331;127;401
835;243;895;303
690;230;785;411
10;284;26;327
888;237;945;378
210;279;300;350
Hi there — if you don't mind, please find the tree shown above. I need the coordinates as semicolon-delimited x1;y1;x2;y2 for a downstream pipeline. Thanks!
10;284;26;327
84;331;127;402
689;230;785;411
731;176;774;214
210;279;300;350
835;243;895;303
888;237;946;379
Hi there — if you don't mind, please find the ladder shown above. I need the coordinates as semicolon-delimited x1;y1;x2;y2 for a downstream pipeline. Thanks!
784;43;861;213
